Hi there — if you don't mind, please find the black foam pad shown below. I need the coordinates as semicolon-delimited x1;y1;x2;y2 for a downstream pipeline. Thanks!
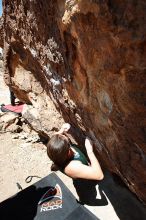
0;173;98;220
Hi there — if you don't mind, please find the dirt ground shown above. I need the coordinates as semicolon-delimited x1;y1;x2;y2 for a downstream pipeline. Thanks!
0;132;49;200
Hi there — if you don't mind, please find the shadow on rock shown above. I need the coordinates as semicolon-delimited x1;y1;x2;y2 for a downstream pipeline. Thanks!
98;171;146;220
73;171;146;220
73;178;108;206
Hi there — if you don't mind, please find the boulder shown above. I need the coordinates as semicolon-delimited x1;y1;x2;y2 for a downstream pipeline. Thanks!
0;111;18;124
0;112;19;131
2;0;146;203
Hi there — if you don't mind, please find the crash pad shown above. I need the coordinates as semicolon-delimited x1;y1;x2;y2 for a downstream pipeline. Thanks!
1;104;24;115
0;173;98;220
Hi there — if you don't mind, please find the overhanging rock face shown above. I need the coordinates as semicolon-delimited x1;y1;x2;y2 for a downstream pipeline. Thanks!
3;0;146;203
0;16;4;49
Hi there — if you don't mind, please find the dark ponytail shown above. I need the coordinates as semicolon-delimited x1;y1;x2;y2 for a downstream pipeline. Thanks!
51;163;60;171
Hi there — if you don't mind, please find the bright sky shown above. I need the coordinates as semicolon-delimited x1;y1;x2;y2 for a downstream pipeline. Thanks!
0;0;2;16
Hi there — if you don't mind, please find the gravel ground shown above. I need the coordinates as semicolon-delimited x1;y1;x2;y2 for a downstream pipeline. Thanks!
0;133;51;201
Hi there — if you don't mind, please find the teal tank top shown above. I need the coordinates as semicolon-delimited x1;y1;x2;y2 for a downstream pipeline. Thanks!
60;144;89;174
71;144;88;165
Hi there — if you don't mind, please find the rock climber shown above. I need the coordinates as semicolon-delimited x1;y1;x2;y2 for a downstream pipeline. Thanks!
47;123;104;180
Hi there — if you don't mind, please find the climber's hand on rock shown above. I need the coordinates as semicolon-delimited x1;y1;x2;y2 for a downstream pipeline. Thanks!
57;123;71;134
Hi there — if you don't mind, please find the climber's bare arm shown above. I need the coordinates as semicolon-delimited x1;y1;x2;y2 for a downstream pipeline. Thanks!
64;138;104;180
64;160;104;180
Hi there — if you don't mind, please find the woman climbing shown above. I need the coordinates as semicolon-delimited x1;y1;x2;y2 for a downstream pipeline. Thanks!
47;123;104;180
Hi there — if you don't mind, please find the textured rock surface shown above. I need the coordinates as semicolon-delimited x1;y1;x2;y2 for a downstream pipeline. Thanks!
3;0;146;203
0;16;4;48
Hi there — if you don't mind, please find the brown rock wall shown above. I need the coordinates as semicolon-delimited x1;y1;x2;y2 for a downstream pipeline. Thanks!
3;0;146;203
0;16;4;48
